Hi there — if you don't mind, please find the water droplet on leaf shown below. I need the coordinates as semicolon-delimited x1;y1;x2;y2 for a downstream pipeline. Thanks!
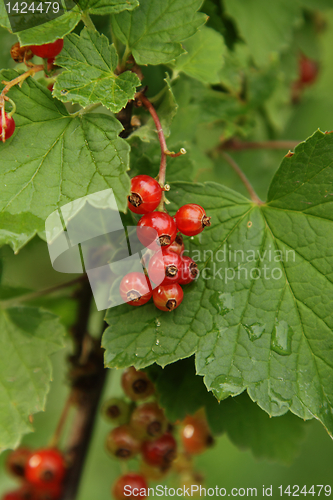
243;322;266;341
271;320;293;356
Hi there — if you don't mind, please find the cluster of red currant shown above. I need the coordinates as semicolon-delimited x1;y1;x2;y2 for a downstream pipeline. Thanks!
120;175;211;312
103;366;214;499
1;39;64;142
2;447;66;500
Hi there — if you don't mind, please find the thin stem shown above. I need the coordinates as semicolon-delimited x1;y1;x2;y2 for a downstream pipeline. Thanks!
0;64;44;142
220;139;299;151
81;12;96;30
49;393;73;448
0;276;87;309
221;152;264;206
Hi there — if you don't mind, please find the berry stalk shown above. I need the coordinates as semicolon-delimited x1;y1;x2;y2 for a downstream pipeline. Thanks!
135;92;185;210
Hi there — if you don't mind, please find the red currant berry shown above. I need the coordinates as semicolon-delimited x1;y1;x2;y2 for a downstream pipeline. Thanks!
121;367;155;401
181;414;214;455
120;272;152;306
148;249;182;286
130;402;168;439
152;284;183;312
34;483;62;500
2;485;35;500
137;212;177;248
168;234;185;255
179;256;198;285
105;424;141;459
128;175;162;214
101;397;132;425
0;113;16;141
175;204;211;237
25;449;66;488
30;39;64;59
299;54;318;85
6;447;31;478
113;473;148;500
47;84;54;92
142;433;177;468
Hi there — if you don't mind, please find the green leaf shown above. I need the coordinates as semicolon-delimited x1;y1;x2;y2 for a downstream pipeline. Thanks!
111;0;207;65
54;28;140;113
148;358;308;464
78;0;139;15
223;0;302;66
104;130;333;437
17;10;81;47
171;26;225;84
129;75;177;142
0;306;65;451
0;70;131;252
0;2;11;30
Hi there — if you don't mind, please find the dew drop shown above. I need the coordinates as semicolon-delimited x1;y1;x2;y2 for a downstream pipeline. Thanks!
206;355;215;365
61;89;69;95
155;339;160;345
242;322;266;341
209;292;234;315
271;320;293;356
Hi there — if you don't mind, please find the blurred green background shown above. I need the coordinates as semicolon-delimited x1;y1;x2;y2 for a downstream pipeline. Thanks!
1;5;333;500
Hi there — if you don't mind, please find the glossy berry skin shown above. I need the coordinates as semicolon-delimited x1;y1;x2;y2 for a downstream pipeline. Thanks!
105;424;141;459
130;402;168;440
6;447;31;478
137;212;177;248
120;272;152;306
299;54;318;85
30;39;64;59
121;366;155;401
152;283;183;312
179;256;198;285
101;397;132;425
168;234;184;255
128;175;162;214
175;204;211;237
142;433;177;468
113;473;148;500
25;449;66;488
148;249;182;286
181;414;214;455
0;113;15;141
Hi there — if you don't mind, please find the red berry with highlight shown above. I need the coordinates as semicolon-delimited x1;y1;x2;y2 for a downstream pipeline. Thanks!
0;113;15;141
175;204;211;237
128;175;162;214
179;256;198;285
142;433;177;468
137;212;177;248
148;249;182;286
120;272;152;306
181;414;214;455
30;39;64;59
153;284;183;312
113;473;148;500
25;449;66;488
